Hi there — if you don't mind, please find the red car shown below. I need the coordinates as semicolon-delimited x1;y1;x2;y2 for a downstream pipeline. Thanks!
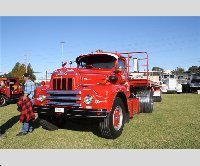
0;77;23;107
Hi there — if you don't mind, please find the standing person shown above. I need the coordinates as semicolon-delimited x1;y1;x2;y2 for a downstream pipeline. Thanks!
16;73;36;136
0;80;6;89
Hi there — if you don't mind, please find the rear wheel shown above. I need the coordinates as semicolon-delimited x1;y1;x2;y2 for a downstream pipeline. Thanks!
99;97;125;139
137;90;154;113
0;95;7;107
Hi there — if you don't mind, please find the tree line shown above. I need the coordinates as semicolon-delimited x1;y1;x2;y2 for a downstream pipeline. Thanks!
152;66;200;76
2;62;36;83
1;62;200;83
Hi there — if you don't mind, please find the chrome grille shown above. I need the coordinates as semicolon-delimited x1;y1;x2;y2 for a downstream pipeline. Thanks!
46;90;81;107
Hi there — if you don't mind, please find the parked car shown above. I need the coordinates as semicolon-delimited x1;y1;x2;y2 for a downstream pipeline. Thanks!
187;73;200;92
177;75;188;93
0;77;23;107
161;74;182;93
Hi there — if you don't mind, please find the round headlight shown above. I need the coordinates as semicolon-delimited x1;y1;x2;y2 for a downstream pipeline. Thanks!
38;95;46;102
84;95;93;104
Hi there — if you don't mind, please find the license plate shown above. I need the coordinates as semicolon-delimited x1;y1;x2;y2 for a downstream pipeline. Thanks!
55;108;64;113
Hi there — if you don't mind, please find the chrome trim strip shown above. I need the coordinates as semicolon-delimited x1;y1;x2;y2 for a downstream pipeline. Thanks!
46;90;81;95
46;101;81;107
46;96;81;100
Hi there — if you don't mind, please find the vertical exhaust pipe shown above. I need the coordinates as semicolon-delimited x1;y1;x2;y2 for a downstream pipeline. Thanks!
133;58;139;72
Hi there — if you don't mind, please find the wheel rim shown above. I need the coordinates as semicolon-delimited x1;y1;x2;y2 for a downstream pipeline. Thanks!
113;106;123;131
0;97;5;106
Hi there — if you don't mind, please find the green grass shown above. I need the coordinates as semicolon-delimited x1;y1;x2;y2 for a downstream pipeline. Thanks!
1;94;200;149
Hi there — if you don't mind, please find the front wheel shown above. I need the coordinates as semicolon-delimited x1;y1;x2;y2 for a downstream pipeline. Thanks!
0;95;8;107
99;97;125;139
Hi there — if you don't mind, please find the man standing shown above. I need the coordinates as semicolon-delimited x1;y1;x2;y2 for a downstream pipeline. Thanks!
16;73;36;136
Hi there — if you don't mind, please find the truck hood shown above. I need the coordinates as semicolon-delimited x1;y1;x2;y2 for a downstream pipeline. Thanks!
50;68;114;90
79;69;113;86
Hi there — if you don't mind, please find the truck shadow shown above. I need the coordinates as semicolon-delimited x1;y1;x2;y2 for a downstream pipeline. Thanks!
0;115;20;134
62;119;100;136
32;118;42;129
33;118;101;137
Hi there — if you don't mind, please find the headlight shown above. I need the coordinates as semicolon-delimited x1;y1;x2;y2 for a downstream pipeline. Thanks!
84;95;93;104
38;95;46;102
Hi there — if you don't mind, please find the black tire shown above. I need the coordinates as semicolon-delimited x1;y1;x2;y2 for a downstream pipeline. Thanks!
0;95;8;107
157;96;162;102
153;96;162;102
137;90;153;113
38;114;65;131
182;84;187;93
99;97;125;139
186;84;191;93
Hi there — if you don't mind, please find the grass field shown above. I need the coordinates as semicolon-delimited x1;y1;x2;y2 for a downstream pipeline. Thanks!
0;94;200;149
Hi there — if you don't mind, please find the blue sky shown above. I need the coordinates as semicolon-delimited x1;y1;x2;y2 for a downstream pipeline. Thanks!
0;16;200;79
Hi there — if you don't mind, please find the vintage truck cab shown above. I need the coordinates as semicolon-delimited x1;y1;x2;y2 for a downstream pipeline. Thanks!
0;77;23;107
161;74;182;93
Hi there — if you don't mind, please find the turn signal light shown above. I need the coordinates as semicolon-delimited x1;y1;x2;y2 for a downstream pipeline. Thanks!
101;79;107;85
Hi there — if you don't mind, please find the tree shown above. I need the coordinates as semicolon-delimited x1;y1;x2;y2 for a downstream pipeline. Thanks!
7;62;36;83
27;63;36;81
187;66;200;74
152;67;164;76
172;67;185;75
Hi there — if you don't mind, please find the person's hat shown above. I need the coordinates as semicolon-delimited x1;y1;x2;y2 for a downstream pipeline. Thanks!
23;73;30;77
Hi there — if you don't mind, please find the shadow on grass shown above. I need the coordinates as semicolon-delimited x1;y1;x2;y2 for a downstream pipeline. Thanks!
64;119;99;132
33;117;102;137
62;119;102;137
0;116;42;135
0;115;20;134
33;117;41;129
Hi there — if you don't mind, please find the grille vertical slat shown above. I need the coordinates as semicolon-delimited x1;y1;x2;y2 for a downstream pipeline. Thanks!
57;79;61;90
68;78;72;90
53;79;56;90
62;78;66;90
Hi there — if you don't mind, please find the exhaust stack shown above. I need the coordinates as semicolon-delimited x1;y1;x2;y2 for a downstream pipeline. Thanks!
133;58;139;72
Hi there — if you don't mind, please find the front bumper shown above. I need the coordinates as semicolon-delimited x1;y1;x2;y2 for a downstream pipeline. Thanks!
33;106;109;118
189;86;200;91
190;85;200;88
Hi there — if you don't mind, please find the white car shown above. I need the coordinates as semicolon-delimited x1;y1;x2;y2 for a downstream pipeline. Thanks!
187;73;200;92
161;74;182;93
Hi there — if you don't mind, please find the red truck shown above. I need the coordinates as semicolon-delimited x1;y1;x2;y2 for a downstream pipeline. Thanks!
33;51;161;139
0;77;23;107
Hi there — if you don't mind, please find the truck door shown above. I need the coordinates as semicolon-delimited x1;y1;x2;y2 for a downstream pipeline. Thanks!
117;59;129;90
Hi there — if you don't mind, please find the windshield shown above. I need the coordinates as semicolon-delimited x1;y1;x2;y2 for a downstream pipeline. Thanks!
163;75;169;78
178;76;184;79
191;74;200;82
192;74;200;80
77;54;116;69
